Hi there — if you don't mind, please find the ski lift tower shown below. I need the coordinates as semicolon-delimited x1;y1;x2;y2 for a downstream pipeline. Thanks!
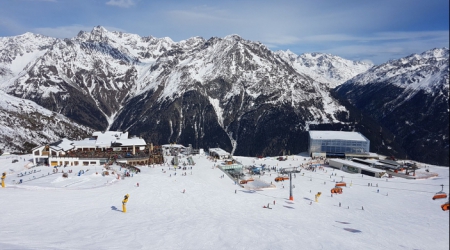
279;167;301;201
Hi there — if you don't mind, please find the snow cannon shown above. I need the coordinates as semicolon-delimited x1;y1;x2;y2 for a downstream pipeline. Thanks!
1;172;6;188
122;194;130;213
432;185;447;200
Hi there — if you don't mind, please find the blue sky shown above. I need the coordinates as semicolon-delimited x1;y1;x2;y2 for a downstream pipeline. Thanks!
1;0;448;64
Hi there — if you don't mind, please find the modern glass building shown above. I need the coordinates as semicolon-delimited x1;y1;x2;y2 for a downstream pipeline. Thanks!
308;131;370;156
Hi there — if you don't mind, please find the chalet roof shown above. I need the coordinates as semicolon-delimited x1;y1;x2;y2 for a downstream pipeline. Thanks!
49;138;75;151
46;131;146;150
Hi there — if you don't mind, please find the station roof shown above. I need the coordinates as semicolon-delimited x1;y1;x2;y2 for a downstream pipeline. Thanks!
162;144;186;148
309;131;368;142
330;158;386;173
209;148;230;156
379;159;401;167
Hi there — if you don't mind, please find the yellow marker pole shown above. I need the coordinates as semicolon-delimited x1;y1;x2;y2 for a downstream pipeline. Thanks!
122;194;129;213
1;173;6;188
315;192;321;202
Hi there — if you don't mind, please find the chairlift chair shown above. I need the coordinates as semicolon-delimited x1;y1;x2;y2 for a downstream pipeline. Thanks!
432;184;447;200
335;176;347;187
441;200;449;211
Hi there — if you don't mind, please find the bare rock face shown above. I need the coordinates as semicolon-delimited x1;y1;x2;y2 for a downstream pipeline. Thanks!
335;48;449;165
0;90;92;153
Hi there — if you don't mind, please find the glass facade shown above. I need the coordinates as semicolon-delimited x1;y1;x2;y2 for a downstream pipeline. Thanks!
308;134;370;155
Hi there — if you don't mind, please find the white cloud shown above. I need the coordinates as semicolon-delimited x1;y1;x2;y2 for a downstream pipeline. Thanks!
106;0;135;8
319;33;449;64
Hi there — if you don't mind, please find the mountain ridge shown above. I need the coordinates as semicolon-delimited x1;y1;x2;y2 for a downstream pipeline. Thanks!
0;26;447;165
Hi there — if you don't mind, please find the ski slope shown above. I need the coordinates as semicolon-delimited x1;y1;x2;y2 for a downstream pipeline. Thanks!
0;153;449;250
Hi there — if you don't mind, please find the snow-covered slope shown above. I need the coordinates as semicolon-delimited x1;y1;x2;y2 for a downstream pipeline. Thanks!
0;154;448;249
335;48;449;166
276;50;373;88
0;90;93;153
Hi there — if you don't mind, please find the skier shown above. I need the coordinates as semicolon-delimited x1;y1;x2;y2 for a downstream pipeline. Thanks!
273;200;276;205
339;202;341;207
183;189;185;193
137;183;139;187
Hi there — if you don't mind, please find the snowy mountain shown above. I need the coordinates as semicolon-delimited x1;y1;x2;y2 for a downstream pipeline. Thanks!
0;90;93;153
2;26;443;161
335;48;449;166
276;50;373;88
